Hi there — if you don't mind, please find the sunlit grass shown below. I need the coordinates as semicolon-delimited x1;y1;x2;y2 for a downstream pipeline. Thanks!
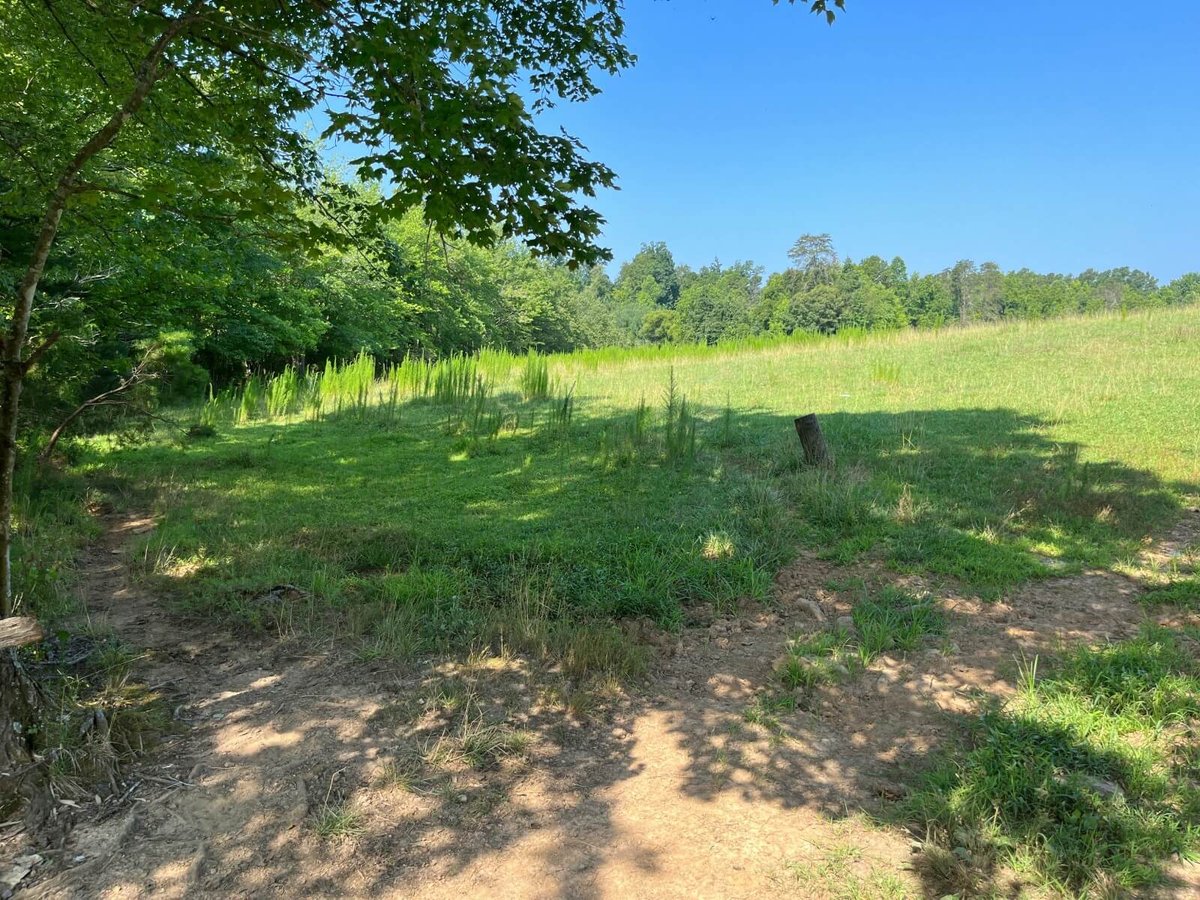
79;307;1200;673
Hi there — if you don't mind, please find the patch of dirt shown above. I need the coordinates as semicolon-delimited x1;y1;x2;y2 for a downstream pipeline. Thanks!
8;511;1200;898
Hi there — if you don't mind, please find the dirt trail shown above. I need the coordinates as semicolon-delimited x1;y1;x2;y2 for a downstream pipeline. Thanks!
16;511;1200;898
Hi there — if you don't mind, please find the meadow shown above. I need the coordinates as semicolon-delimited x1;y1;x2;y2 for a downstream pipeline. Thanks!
77;307;1200;641
31;306;1200;897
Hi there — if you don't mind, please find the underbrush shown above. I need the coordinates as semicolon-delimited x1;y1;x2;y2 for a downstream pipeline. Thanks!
906;626;1200;897
11;463;99;622
4;465;167;819
1142;576;1200;610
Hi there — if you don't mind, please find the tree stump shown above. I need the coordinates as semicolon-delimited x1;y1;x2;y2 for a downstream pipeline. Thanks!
794;414;833;467
0;618;42;651
0;621;44;816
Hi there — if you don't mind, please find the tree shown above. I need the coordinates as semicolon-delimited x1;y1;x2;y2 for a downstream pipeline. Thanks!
0;0;846;784
612;242;681;309
675;261;761;344
0;0;644;616
787;233;840;289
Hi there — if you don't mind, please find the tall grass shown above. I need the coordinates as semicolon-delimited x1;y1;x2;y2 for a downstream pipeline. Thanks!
520;350;553;401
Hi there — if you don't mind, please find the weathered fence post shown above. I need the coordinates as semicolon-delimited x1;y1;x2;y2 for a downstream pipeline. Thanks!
794;414;833;467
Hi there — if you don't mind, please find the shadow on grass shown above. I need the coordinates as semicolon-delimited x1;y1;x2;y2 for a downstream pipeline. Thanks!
57;400;1200;896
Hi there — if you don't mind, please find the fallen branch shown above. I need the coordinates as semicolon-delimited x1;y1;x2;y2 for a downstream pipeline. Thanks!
38;351;160;463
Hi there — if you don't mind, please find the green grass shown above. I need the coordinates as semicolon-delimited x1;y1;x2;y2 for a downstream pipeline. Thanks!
72;308;1200;674
776;586;945;691
313;803;365;838
1143;576;1200;609
906;626;1200;896
19;306;1200;888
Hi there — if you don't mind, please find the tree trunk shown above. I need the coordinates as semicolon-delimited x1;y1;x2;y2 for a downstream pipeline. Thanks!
794;413;833;467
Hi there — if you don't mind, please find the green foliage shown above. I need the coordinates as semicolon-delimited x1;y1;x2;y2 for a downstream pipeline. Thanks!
519;351;553;401
776;586;943;691
851;586;945;664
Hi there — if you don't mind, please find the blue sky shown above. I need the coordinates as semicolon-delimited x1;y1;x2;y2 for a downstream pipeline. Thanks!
537;0;1200;280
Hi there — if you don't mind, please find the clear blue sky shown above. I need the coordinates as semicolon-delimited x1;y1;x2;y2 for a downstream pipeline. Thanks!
537;0;1200;281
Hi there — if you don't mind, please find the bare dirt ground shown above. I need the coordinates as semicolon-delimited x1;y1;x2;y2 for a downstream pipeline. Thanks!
8;511;1200;898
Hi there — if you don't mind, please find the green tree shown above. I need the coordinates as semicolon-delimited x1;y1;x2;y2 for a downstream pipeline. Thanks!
612;242;681;309
675;261;762;344
0;0;642;614
787;233;840;289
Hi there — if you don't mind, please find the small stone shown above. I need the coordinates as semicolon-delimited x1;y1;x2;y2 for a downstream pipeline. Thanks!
457;794;468;803
796;598;826;622
1079;775;1124;800
835;616;856;633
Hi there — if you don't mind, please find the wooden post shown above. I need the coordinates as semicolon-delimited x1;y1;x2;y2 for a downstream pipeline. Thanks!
794;414;833;467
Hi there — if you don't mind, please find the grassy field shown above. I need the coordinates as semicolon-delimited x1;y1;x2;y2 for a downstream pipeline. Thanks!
49;306;1200;896
81;307;1200;636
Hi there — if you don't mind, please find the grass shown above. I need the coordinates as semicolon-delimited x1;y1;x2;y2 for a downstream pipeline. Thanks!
776;586;945;691
781;845;913;899
1143;576;1200;609
906;626;1200;896
314;802;365;838
68;308;1200;677
13;306;1200;888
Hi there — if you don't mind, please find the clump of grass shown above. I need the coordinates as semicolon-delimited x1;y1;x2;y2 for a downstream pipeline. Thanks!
1141;576;1200;609
455;716;532;769
545;384;575;432
314;802;364;838
266;364;303;418
851;586;945;665
520;350;553;401
776;625;856;690
775;586;944;694
432;353;486;405
662;368;697;464
870;361;902;385
24;636;171;804
905;625;1200;896
743;692;796;733
237;375;263;423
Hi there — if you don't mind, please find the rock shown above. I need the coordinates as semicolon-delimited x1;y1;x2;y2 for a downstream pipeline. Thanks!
835;616;856;634
0;854;41;893
795;598;826;622
1079;775;1124;800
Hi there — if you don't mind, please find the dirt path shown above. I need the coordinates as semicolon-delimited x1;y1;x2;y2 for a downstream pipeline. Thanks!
17;511;1200;898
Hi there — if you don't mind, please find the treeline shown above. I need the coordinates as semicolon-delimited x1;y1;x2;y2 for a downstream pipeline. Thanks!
601;234;1200;345
9;186;1198;426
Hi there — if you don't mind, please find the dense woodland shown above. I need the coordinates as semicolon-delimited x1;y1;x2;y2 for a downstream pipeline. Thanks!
8;192;1198;428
